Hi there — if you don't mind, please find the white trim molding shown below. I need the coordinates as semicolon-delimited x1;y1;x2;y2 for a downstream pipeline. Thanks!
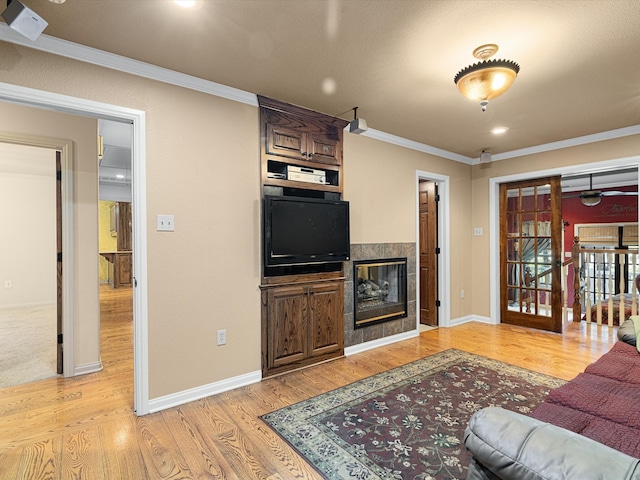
362;129;472;164
475;125;640;164
0;81;150;416
345;330;419;357
74;360;103;376
449;315;494;327
0;25;257;108
3;24;635;168
148;370;262;414
415;171;452;328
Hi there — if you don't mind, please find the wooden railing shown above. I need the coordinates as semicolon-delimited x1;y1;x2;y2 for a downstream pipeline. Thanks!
571;236;639;326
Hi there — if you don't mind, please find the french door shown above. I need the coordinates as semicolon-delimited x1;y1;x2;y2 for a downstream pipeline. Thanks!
500;176;563;332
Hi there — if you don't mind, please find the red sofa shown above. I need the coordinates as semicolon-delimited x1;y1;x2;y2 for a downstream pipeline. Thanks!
530;340;640;458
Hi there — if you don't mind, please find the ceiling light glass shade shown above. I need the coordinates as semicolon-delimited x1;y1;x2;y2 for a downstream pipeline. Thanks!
581;195;601;207
454;59;520;102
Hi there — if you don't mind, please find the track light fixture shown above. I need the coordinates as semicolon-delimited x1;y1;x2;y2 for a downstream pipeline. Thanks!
348;107;368;134
1;0;47;41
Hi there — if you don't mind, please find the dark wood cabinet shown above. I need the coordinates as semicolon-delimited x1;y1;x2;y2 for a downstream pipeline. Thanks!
259;96;347;194
103;201;132;288
261;280;344;378
265;112;343;165
258;96;348;378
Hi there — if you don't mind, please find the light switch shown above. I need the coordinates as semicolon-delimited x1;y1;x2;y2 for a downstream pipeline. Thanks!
474;227;483;236
157;214;175;231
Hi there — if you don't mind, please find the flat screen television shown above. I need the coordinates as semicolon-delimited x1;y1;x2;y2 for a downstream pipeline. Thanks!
264;195;350;267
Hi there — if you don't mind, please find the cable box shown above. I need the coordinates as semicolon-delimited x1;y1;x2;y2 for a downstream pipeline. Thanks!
267;172;287;179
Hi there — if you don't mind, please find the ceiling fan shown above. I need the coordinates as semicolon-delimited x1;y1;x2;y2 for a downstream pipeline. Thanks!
562;173;638;207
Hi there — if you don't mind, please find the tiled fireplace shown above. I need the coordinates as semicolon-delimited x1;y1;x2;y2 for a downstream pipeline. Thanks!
353;258;407;328
344;243;416;347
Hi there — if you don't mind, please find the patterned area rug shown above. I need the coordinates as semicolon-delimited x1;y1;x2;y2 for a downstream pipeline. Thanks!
261;349;564;480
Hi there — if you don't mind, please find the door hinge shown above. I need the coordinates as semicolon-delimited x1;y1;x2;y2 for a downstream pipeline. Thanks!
435;247;441;254
57;252;62;262
56;171;62;181
57;333;63;344
436;300;441;307
435;194;440;202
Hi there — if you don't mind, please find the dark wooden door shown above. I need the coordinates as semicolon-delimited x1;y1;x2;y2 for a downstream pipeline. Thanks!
308;281;344;358
56;151;63;374
419;180;438;326
267;285;308;369
500;176;563;332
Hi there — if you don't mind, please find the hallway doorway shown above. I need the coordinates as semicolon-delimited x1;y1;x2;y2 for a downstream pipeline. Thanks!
0;143;61;388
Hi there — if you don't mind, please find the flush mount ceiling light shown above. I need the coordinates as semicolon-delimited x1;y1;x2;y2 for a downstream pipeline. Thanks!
173;0;196;7
454;44;520;112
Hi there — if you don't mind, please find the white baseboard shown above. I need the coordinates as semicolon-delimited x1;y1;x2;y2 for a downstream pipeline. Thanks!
0;301;56;311
148;370;262;413
73;360;103;377
448;315;495;327
344;329;419;357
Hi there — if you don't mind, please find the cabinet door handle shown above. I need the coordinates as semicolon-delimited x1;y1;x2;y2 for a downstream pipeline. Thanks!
307;153;313;158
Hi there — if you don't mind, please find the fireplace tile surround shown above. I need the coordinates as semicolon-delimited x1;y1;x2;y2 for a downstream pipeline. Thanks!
344;243;416;347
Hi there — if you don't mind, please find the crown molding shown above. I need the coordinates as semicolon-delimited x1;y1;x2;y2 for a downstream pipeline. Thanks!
0;24;473;163
0;24;257;107
475;124;640;164
2;24;633;166
358;128;473;164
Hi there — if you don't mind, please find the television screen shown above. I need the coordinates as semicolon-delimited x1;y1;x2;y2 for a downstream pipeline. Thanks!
264;195;350;266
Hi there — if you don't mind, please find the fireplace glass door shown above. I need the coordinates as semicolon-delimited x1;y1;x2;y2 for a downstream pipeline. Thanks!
354;258;407;328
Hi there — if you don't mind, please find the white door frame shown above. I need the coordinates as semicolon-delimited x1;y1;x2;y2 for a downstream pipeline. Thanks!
0;82;150;415
488;156;640;325
416;170;451;327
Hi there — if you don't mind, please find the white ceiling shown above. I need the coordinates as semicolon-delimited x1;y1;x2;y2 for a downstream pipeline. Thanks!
19;0;640;161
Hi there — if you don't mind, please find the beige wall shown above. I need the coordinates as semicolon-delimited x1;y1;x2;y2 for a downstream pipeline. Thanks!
0;44;261;398
0;144;56;309
1;41;635;402
0;103;100;369
470;136;640;317
343;134;474;320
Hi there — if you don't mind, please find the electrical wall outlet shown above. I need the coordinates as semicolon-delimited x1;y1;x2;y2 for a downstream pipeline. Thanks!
460;289;465;299
217;329;226;346
4;280;12;289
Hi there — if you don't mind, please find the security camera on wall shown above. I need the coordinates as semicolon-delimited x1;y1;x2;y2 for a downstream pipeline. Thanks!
1;0;48;42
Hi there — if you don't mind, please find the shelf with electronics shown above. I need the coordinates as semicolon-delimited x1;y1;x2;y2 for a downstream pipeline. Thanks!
258;95;349;378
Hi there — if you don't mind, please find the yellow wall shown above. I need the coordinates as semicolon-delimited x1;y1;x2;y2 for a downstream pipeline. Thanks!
98;201;117;283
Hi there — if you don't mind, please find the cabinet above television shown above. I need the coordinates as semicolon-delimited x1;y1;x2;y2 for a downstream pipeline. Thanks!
258;96;348;195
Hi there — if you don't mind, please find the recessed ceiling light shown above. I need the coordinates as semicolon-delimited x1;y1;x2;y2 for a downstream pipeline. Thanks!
173;0;196;7
48;0;66;3
491;126;509;135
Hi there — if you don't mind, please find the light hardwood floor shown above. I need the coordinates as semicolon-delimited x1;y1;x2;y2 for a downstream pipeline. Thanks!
0;287;618;479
